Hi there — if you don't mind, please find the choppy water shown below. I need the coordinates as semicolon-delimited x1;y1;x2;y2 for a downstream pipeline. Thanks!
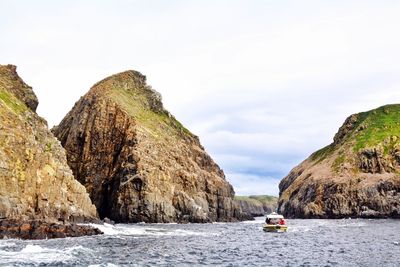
0;217;399;266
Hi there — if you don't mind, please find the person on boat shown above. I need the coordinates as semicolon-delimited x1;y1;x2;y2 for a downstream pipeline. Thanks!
279;218;286;225
266;218;271;224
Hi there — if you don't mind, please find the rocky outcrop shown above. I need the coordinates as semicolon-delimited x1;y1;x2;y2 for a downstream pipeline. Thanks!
235;195;277;217
53;70;245;223
0;65;38;112
278;105;400;218
0;64;99;238
0;219;102;239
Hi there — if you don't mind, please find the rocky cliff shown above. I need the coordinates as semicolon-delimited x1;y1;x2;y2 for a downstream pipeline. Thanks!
53;70;245;223
235;195;277;217
278;105;400;218
0;64;99;238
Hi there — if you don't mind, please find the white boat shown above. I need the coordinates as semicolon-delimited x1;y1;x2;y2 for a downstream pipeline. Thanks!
262;212;288;233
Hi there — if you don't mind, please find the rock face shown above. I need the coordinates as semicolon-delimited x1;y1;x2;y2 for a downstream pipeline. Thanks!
278;105;400;218
53;70;244;223
0;219;102;240
0;64;99;238
235;195;278;217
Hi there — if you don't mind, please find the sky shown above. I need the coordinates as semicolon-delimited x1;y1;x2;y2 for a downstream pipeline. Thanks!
1;1;400;196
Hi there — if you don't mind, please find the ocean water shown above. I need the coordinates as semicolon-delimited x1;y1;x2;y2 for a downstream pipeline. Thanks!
0;217;399;266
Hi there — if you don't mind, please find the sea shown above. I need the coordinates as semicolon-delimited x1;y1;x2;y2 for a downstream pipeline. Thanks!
0;217;398;266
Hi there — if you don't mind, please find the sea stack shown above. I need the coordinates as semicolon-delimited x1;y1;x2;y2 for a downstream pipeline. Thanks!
278;105;400;218
0;64;99;239
53;70;244;223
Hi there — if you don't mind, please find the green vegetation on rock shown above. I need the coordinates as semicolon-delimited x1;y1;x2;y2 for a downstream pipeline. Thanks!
108;81;193;140
311;104;400;165
0;89;28;114
353;105;400;151
278;104;400;219
310;145;335;162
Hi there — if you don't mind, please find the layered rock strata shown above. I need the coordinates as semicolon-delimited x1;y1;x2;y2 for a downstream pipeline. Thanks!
53;70;244;223
0;64;99;238
278;105;400;218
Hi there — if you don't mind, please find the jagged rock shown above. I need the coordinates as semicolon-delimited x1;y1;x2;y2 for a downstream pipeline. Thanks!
0;219;102;239
53;70;245;223
0;64;99;239
278;105;400;218
0;64;38;111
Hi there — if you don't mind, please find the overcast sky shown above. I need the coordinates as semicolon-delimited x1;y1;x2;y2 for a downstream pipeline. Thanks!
2;1;400;196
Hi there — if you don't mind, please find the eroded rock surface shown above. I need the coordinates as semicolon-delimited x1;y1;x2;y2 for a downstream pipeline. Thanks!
53;70;245;223
0;219;102;239
0;64;99;238
278;105;400;218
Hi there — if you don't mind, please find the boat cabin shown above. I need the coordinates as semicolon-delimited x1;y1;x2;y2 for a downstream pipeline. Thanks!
265;212;286;225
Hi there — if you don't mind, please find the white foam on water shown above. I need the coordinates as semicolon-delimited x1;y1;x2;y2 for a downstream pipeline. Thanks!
20;244;45;253
85;223;218;237
0;241;16;249
89;263;119;267
0;244;93;265
171;229;219;237
86;223;149;236
287;226;311;233
321;219;367;228
242;220;264;224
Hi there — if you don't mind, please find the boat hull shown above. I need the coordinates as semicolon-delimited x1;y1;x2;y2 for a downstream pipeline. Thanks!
262;224;288;233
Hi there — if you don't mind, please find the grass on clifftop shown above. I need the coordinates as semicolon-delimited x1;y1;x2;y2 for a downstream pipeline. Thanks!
310;144;335;162
0;89;28;114
353;105;400;151
108;87;193;140
311;104;400;163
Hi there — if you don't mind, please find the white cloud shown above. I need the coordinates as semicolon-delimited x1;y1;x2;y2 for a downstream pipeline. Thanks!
227;172;281;197
1;1;400;195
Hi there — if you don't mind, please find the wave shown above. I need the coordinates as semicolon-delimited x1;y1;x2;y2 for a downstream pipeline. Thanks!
89;264;119;267
0;244;93;265
242;220;264;224
85;223;218;237
0;240;16;249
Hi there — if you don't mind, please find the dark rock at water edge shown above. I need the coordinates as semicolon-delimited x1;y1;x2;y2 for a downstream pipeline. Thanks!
0;220;103;240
